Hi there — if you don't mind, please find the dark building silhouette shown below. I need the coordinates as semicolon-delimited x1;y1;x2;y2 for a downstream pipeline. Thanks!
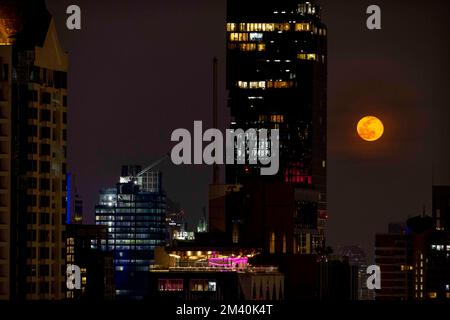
65;224;115;300
375;231;413;300
217;0;327;255
375;212;450;300
0;0;68;300
336;245;374;300
432;186;450;231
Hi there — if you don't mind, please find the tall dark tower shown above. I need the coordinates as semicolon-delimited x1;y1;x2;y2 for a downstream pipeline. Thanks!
0;0;68;300
224;0;327;254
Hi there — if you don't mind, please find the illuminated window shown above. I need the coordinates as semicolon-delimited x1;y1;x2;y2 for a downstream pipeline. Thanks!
237;81;265;89
239;43;256;51
229;33;248;42
238;81;248;89
270;232;275;254
208;281;217;292
297;53;318;61
81;277;87;285
267;80;294;89
270;115;284;123
282;234;286;253
284;163;311;184
275;23;290;31
428;292;437;299
227;23;237;32
190;279;215;292
259;115;268;122
257;43;266;51
249;33;263;41
159;279;183;292
238;23;275;32
295;23;311;31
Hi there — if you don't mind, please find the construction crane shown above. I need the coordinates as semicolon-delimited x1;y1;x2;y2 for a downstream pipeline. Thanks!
135;152;170;178
120;153;170;188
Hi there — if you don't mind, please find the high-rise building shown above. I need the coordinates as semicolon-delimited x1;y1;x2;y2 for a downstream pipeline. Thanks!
222;0;327;254
375;215;450;300
375;230;413;300
95;165;167;299
0;0;68;300
432;186;450;231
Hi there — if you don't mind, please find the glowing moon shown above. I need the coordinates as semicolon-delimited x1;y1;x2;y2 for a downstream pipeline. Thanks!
357;116;384;142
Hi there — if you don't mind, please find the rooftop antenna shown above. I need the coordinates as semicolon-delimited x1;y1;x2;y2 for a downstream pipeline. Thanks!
212;57;220;185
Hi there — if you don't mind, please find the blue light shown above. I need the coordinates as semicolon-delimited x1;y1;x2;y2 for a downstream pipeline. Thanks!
66;173;71;224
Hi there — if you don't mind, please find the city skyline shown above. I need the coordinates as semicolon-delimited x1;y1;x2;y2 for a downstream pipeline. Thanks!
44;0;450;257
0;0;449;305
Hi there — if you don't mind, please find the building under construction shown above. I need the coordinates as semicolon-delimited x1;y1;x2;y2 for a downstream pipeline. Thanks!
95;163;167;299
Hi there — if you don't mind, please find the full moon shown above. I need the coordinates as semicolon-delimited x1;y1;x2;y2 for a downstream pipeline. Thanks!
357;116;384;142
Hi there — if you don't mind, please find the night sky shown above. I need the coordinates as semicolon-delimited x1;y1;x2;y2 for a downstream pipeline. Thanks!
46;0;450;258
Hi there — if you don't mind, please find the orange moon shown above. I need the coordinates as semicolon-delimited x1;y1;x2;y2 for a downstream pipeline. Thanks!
357;116;384;142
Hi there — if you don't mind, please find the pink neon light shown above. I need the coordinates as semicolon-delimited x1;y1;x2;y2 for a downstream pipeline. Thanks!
208;257;248;268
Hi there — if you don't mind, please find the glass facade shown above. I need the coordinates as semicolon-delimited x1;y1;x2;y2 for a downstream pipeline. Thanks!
95;170;166;299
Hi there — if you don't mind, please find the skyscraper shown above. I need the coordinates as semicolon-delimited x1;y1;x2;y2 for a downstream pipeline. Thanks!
0;0;68;300
95;165;167;299
222;0;327;253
